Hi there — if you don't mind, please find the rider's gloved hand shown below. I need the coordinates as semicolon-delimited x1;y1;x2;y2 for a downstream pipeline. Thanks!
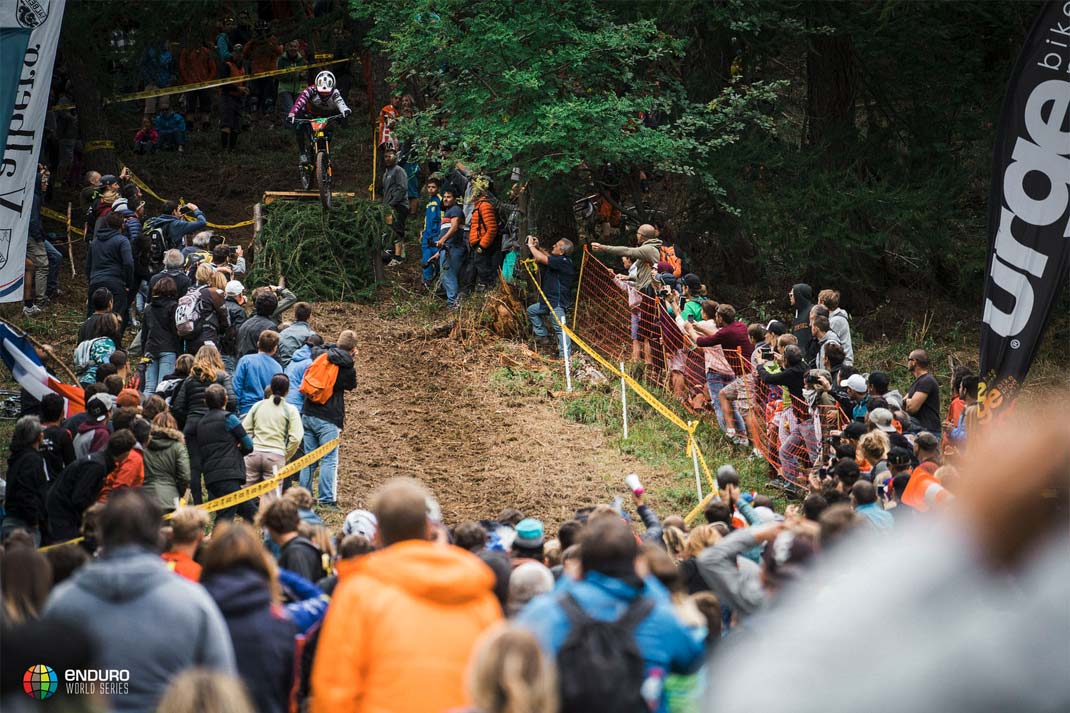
285;115;296;127
342;108;352;119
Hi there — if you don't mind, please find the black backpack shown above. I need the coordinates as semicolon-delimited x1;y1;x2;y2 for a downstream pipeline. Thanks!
556;593;654;713
143;217;170;274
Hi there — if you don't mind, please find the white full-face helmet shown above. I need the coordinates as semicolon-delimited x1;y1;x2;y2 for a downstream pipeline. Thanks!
315;71;336;97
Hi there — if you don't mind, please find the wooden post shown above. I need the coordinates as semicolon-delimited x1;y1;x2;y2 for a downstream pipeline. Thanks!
66;202;76;276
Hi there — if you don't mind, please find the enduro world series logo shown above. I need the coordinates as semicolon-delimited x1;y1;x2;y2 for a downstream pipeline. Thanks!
23;664;130;700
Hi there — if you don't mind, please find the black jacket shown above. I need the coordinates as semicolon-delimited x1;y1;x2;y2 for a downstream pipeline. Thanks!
278;536;324;583
4;448;49;531
143;297;181;356
185;287;231;355
758;361;809;420
88;219;134;287
237;314;276;357
222;298;247;357
196;408;253;485
148;268;191;298
201;567;296;713
46;452;112;542
301;346;357;428
172;369;237;429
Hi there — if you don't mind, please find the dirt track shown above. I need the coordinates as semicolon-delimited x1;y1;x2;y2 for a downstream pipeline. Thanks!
314;302;668;528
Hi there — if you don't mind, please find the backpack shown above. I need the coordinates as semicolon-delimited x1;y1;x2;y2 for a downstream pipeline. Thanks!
299;353;339;405
73;337;114;382
556;592;654;713
143;217;170;273
659;245;682;278
174;287;207;338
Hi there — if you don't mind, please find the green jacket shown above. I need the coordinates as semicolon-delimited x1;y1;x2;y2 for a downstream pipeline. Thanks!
142;426;191;510
277;53;307;96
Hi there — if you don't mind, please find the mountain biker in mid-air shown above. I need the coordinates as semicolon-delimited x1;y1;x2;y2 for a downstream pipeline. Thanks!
285;71;352;177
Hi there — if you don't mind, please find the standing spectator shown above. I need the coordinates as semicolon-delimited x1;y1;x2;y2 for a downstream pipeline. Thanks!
45;490;236;713
284;334;323;412
72;393;113;459
149;249;192;296
277;302;314;366
79;288;115;342
243;374;302;499
516;517;705;713
788;283;814;357
45;435;117;542
140;41;174;120
867;371;904;411
154;106;187;152
244;24;282;119
468;180;499;291
133;117;159;154
95;427;145;503
818;289;853;365
233;330;284;414
419;177;443;287
142;276;180;396
261;498;322;583
2;416;49;545
299;330;358;510
153;202;207;251
184;264;232;355
810;315;841;373
162;506;208;581
222;279;248;372
142;412;191;512
179;36;218;132
200;521;296;713
382;150;409;266
435;188;466;308
525;236;576;355
87;212;134;332
39;393;75;479
276;41;306;119
172;345;237;496
851;480;893;530
904;349;941;434
194;384;254;521
1;541;53;623
218;43;248;151
466;625;558;713
311;478;502;713
236;286;296;356
590;224;662;293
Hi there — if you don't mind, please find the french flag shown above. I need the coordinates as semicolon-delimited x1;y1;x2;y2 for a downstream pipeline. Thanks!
0;323;84;417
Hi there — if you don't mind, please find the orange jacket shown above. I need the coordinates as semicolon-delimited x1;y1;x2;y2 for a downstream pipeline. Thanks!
245;38;283;75
179;46;217;84
97;449;144;503
311;540;502;713
468;196;499;249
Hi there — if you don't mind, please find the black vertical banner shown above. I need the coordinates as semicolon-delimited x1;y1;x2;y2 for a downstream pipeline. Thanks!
979;1;1070;420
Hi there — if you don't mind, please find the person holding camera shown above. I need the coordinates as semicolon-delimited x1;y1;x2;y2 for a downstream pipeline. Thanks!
525;235;576;356
153;200;208;250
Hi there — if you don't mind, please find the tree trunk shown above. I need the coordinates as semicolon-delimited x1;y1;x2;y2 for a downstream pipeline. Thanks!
64;40;116;175
532;180;578;243
805;5;856;153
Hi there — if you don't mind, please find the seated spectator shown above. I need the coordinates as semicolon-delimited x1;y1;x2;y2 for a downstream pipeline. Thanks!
200;521;296;713
261;498;322;584
154;106;187;152
45;490;235;712
195;383;254;521
517;517;705;712
162;506;209;581
142;412;191;511
311;478;502;713
233;330;284;414
133;117;159;154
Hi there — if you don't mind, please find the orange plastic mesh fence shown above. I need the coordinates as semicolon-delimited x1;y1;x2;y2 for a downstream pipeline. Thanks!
571;249;850;490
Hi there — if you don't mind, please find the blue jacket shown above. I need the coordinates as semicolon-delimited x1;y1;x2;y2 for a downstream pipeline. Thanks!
154;111;186;134
422;194;442;243
201;566;295;713
284;345;314;410
88;219;134;286
516;571;705;713
278;568;329;635
233;352;284;414
856;503;894;530
153;210;206;249
29;187;45;242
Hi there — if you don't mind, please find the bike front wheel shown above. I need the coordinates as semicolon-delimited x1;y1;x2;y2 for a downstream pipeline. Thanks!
316;151;331;211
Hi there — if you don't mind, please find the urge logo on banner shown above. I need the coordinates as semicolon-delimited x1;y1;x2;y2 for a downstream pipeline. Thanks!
980;0;1070;420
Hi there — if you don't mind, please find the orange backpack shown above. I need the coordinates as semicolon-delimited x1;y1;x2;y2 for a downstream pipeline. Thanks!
299;353;339;405
659;245;682;278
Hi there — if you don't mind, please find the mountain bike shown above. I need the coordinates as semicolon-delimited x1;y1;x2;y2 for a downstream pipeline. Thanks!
295;114;345;211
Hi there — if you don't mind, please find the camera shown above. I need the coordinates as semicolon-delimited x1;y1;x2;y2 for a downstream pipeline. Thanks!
824;434;841;447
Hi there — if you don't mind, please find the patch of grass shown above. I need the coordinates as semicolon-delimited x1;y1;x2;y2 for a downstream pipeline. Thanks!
489;366;563;396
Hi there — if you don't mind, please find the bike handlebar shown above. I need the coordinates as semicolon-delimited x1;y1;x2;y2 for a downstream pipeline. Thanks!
291;114;347;124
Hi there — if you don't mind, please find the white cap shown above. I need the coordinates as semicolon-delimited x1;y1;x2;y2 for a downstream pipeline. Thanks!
225;280;245;297
843;374;868;394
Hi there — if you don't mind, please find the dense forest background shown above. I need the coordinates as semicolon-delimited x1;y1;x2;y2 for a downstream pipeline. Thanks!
58;0;1045;312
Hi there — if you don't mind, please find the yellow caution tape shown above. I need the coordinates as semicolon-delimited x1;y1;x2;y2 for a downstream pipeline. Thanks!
684;492;717;527
83;140;115;152
40;439;339;551
51;58;350;110
41;207;85;237
117;164;254;230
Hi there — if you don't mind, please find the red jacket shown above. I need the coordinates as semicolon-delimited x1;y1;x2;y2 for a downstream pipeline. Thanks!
97;448;144;502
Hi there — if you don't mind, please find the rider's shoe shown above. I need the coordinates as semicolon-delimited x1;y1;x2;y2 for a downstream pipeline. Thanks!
299;153;308;165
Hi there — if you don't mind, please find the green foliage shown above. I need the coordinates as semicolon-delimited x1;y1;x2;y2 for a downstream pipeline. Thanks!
249;199;385;301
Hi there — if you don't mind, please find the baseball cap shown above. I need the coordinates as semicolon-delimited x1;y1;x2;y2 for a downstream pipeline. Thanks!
514;518;545;549
86;393;115;423
888;447;913;467
765;320;788;336
225;280;245;297
116;388;142;409
99;174;119;186
681;273;702;292
842;422;867;440
342;509;378;540
868;408;897;433
843;374;868;394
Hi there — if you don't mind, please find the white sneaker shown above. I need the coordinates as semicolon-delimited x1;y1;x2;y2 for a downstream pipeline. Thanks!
387;258;403;268
22;304;43;317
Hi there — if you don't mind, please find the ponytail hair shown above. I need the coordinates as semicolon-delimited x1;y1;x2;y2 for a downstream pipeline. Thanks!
269;374;290;405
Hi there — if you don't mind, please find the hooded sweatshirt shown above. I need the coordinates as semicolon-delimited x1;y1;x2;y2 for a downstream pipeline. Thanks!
790;283;814;355
45;546;236;712
311;540;502;713
202;567;296;713
73;419;110;460
598;237;663;292
285;344;315;410
142;425;191;509
88;219;134;286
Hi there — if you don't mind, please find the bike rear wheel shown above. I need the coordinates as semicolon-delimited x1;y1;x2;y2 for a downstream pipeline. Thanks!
316;150;331;211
